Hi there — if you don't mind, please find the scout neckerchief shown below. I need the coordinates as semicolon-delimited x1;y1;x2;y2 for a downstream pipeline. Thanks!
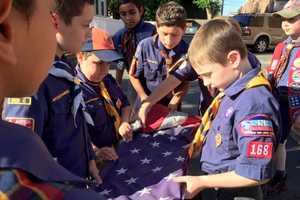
155;35;189;102
188;71;271;158
121;29;136;66
49;61;94;126
287;44;300;120
99;81;122;138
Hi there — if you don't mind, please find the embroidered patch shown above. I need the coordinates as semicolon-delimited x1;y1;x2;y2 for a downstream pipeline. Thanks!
146;59;158;65
247;142;272;159
292;71;300;82
239;114;274;137
5;117;34;130
289;96;300;108
294;58;300;68
270;59;278;70
116;98;122;110
7;97;31;105
215;133;222;147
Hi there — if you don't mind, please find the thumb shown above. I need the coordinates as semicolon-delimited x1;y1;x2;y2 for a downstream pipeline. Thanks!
172;176;187;183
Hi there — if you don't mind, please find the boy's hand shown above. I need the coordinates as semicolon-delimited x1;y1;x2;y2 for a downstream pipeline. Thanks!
172;176;206;199
119;122;133;141
95;146;119;161
89;160;102;186
138;101;151;125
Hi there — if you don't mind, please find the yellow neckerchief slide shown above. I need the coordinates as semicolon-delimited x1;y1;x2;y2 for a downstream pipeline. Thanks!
99;81;122;138
188;71;271;158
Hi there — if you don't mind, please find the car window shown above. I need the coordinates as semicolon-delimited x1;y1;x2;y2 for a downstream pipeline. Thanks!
268;16;283;28
249;16;264;27
185;21;200;34
233;15;252;27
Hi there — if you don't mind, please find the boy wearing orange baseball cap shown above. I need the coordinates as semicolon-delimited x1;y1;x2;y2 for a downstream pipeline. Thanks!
77;27;132;161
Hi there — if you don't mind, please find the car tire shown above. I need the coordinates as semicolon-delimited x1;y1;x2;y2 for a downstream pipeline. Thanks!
253;36;269;53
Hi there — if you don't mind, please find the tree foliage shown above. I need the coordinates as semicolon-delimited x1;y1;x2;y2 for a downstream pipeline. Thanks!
192;0;221;18
108;0;181;21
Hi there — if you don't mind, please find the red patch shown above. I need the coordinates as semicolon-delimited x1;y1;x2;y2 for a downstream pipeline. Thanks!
247;142;272;159
6;117;34;130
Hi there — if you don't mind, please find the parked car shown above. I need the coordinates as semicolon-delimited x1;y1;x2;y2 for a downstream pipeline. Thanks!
183;19;201;44
233;13;286;53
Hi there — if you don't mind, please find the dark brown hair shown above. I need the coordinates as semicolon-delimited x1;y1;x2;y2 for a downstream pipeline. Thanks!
155;1;186;28
13;0;36;19
54;0;94;25
188;19;247;66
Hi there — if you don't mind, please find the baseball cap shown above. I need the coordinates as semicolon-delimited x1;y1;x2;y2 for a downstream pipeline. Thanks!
273;0;300;19
81;27;123;62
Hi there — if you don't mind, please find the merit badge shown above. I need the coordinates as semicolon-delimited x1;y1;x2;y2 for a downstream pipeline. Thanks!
247;141;272;159
294;58;300;68
292;71;300;82
239;114;274;137
7;97;31;105
215;133;222;147
116;98;122;110
6;117;34;130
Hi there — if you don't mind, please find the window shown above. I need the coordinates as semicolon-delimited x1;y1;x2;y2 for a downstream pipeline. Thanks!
249;16;264;27
268;16;283;28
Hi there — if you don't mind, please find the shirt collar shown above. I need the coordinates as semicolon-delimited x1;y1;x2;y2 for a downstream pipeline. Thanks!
156;37;187;58
224;65;261;98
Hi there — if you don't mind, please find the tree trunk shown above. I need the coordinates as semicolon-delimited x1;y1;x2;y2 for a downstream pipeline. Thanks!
206;8;215;19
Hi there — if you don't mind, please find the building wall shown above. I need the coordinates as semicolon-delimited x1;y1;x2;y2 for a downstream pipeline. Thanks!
95;0;108;16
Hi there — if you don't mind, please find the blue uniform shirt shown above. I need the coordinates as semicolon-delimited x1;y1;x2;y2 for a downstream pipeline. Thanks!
0;120;104;199
113;20;156;68
200;66;279;181
133;36;189;105
76;66;130;148
2;56;95;178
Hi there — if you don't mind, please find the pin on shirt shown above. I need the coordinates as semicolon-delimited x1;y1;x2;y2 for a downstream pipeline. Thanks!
215;133;222;147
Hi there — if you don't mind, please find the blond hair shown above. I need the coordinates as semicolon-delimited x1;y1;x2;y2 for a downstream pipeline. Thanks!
188;19;247;66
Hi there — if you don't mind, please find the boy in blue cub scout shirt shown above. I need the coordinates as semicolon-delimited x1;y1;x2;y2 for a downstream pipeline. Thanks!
2;0;102;184
129;1;189;113
173;19;280;200
113;0;156;84
76;27;132;161
137;17;261;124
0;0;104;199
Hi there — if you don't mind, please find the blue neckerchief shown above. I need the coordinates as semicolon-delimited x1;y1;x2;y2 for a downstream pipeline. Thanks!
49;60;94;126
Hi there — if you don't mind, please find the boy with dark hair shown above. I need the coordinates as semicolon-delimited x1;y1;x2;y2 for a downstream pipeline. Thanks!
129;1;189;113
0;0;104;199
173;19;279;200
113;0;156;84
3;0;101;183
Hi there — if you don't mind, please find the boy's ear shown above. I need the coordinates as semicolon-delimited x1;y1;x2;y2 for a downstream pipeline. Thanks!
50;12;60;30
227;50;240;69
76;52;84;63
0;0;16;67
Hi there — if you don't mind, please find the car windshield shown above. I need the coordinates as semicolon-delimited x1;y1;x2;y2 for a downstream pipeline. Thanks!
233;15;253;27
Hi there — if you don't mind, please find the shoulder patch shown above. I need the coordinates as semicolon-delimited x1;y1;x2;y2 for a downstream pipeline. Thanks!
239;114;274;137
247;141;272;159
5;117;35;130
7;97;31;105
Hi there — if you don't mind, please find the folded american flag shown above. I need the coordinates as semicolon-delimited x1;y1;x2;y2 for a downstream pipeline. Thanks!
95;125;197;200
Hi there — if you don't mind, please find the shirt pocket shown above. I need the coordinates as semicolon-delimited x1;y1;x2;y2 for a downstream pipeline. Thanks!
143;61;159;81
213;120;234;155
86;99;108;128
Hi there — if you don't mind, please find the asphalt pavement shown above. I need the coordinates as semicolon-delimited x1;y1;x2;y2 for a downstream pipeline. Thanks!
111;52;300;200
